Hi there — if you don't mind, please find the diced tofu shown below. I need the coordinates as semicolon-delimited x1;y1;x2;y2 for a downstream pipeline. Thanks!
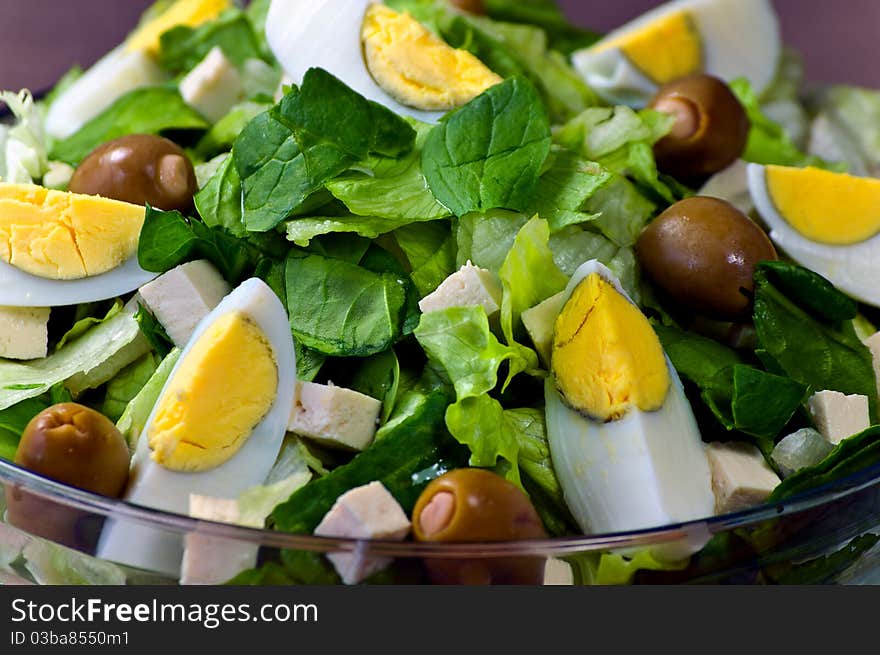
521;292;566;366
543;557;574;586
771;428;834;478
179;46;243;123
138;259;231;347
314;481;411;585
0;306;50;360
418;262;502;316
42;161;76;190
807;390;870;445
288;381;382;451
706;442;781;515
180;494;260;585
862;331;880;399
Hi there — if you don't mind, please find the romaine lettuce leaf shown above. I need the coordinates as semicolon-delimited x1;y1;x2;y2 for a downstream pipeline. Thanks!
0;311;145;411
101;353;160;423
455;209;529;272
527;150;610;232
116;348;181;449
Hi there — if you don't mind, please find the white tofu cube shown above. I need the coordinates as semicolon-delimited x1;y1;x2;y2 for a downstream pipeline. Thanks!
0;306;50;360
807;390;870;445
521;292;566;366
543;557;574;586
179;46;243;123
288;381;382;451
418;262;502;316
862;331;880;399
180;494;260;586
138;259;231;347
314;481;411;585
706;442;781;515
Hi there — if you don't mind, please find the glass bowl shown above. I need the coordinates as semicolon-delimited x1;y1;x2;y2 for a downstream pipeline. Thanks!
2;455;880;585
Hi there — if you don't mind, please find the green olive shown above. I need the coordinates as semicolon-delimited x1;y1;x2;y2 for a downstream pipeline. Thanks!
446;0;485;14
649;74;750;181
636;196;779;320
6;403;130;548
412;468;547;585
68;134;198;213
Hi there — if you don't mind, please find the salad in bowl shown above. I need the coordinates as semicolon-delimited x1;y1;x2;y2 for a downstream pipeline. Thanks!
2;0;880;586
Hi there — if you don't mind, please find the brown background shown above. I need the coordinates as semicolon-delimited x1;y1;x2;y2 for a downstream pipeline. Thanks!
0;0;878;91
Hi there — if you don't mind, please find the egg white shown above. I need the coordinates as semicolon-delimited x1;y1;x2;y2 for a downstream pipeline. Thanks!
96;278;296;576
0;256;157;307
748;163;880;308
545;261;714;561
265;0;445;123
571;0;781;108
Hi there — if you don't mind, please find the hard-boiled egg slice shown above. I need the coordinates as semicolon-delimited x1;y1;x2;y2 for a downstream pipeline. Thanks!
571;0;780;108
748;163;880;307
96;278;296;576
545;261;714;561
0;184;156;306
265;0;501;122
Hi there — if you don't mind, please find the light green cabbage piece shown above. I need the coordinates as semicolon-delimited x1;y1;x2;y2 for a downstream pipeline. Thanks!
22;539;126;585
0;90;49;184
0;311;146;411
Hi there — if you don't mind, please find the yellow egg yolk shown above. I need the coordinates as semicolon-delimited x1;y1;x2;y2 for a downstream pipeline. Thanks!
361;4;503;111
593;10;703;85
0;183;145;280
766;165;880;245
127;0;231;57
148;311;278;472
551;274;670;422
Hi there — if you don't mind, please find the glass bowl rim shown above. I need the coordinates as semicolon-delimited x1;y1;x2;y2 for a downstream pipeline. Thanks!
2;456;880;559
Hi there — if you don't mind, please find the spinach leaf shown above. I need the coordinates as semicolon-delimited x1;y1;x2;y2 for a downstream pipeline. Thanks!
758;260;858;323
51;88;208;165
284;251;408;357
346;349;401;424
422;76;551;217
158;9;262;73
753;262;878;419
731;365;808;453
137;206;259;283
236;69;416;232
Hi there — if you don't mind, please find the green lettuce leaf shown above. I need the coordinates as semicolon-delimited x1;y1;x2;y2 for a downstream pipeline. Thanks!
414;305;531;399
194;100;271;160
0;385;71;461
101;353;160;423
482;0;601;55
57;300;123;349
0;311;145;411
446;395;521;484
810;85;880;176
194;154;247;237
393;220;456;297
116;348;181;449
455;209;528;272
422;76;551;216
527;150;610;232
51;87;208;165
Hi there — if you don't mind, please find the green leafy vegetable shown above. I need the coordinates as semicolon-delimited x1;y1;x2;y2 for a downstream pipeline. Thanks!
455;209;528;273
753;262;878;420
56;300;123;349
346;349;401;425
194;154;247;237
133;303;174;357
138;206;259;283
116;348;181;450
158;9;261;73
51;88;208;165
422;76;551;216
393;221;456;297
527;151;609;231
0;312;144;411
446;395;521;484
194;100;271;160
101;353;160;422
284;251;408;357
236;69;416;232
482;0;601;55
